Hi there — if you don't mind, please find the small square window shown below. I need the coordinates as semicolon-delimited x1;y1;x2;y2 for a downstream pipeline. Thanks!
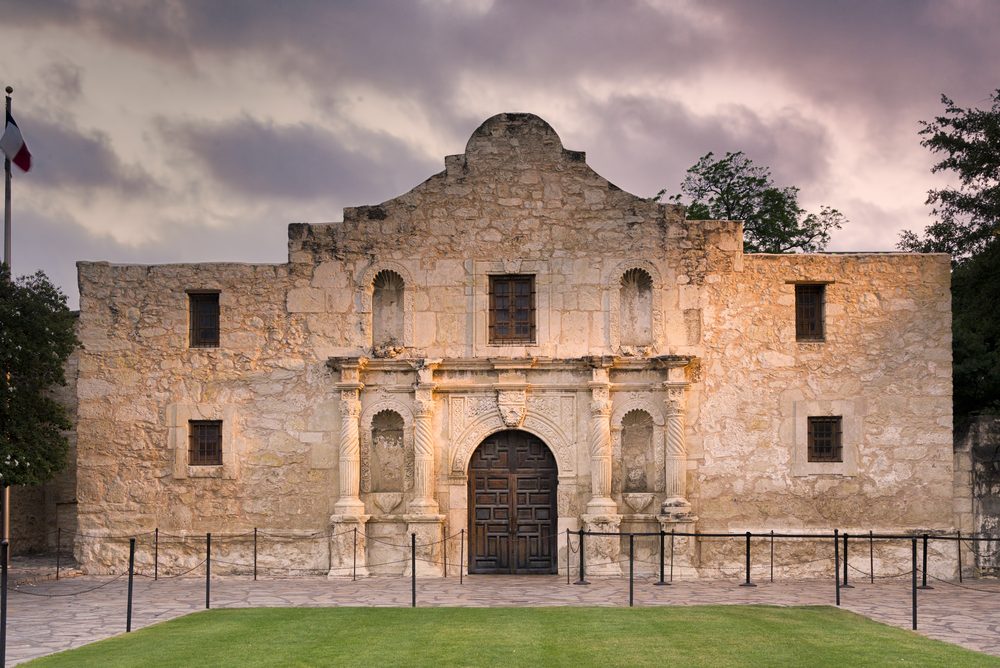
189;420;223;466
489;275;535;344
808;416;842;462
189;292;220;348
795;284;825;341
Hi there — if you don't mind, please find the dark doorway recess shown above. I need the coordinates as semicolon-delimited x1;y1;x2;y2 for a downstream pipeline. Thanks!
468;430;558;574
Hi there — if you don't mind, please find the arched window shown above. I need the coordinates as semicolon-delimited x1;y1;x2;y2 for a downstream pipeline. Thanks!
372;270;405;351
621;410;655;492
620;268;652;347
371;410;405;492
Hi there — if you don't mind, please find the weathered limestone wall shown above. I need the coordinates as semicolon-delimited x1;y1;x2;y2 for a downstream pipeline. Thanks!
71;113;962;579
74;261;345;570
696;253;954;534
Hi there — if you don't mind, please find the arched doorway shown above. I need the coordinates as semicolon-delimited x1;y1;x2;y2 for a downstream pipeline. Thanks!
468;430;558;574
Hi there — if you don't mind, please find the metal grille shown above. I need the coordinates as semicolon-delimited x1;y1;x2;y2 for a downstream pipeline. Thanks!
795;284;825;341
489;275;535;343
189;420;223;466
189;292;220;348
808;416;842;462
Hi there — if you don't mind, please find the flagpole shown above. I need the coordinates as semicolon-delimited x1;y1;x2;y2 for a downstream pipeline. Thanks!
3;85;12;557
3;86;11;267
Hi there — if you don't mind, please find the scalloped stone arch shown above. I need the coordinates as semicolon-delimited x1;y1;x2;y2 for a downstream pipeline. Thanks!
357;261;415;348
611;396;665;427
450;411;573;477
360;400;415;494
607;259;664;352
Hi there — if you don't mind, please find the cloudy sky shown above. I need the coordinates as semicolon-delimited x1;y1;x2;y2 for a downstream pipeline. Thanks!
2;0;998;308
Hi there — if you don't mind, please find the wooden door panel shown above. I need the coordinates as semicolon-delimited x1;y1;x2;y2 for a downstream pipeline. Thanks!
469;430;557;574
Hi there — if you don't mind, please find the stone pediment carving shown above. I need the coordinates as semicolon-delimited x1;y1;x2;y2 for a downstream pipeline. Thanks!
497;389;526;427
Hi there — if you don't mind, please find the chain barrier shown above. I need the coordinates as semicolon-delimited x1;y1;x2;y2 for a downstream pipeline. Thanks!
133;559;208;580
9;573;126;597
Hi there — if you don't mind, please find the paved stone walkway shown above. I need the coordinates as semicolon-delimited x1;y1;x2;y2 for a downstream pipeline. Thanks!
6;572;1000;665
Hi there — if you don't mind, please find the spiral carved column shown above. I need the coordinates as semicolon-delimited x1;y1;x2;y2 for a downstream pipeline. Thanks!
328;358;370;577
409;398;439;514
661;387;692;517
333;392;365;516
586;386;618;516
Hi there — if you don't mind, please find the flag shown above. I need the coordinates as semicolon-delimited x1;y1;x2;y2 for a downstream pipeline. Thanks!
1;112;31;172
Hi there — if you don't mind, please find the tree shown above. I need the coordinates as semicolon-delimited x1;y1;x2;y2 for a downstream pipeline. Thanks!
661;151;844;253
0;264;78;486
898;90;1000;260
951;238;1000;416
898;90;1000;418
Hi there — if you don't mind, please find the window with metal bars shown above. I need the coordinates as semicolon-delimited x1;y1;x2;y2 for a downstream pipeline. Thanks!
189;420;223;466
807;416;842;462
189;292;220;348
489;275;535;344
795;284;825;341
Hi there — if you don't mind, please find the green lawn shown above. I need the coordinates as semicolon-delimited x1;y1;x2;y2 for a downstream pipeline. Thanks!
27;606;1000;667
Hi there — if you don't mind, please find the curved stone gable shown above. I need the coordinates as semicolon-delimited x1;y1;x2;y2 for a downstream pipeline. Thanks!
289;112;690;264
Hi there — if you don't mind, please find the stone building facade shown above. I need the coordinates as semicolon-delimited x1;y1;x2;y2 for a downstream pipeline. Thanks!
73;113;965;577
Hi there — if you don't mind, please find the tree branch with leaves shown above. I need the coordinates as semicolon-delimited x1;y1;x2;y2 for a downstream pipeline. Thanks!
0;265;79;486
659;151;844;253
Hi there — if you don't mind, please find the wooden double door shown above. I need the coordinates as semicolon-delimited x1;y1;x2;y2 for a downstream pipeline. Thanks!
468;430;558;574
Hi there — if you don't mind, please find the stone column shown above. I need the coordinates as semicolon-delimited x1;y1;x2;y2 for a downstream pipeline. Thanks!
409;360;440;514
582;360;621;576
333;390;365;516
661;386;692;518
409;399;439;514
327;357;369;577
586;369;617;515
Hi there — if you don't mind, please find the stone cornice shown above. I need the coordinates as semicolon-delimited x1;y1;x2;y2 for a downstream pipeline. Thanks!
339;355;699;374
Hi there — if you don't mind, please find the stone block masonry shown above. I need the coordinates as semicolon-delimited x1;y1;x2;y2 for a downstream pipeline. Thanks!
72;113;962;578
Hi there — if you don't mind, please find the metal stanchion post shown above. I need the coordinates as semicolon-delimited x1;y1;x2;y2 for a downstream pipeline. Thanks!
834;528;840;606
918;533;933;589
566;529;571;585
154;528;159;581
769;530;774;583
842;533;853;588
56;527;61;580
869;530;874;584
460;529;464;585
957;530;963;583
739;531;755;587
353;527;358;582
411;533;416;608
911;537;917;630
1;540;7;666
253;528;257;581
628;534;634;608
127;538;135;632
443;530;448;578
655;529;668;586
206;533;211;609
574;529;589;585
669;529;675;583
